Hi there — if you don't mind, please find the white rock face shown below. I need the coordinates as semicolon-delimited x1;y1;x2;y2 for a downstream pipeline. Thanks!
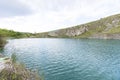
0;55;11;73
48;26;88;37
105;18;120;31
65;26;88;37
45;14;120;39
48;31;59;37
0;62;5;72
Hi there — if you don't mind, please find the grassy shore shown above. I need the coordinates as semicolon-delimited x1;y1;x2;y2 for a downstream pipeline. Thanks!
0;33;42;80
0;35;7;49
0;53;41;80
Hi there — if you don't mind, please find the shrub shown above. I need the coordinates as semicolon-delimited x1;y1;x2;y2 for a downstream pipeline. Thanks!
0;35;7;49
0;54;41;80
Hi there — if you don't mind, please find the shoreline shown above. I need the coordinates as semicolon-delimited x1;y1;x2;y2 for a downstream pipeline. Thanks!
0;53;41;80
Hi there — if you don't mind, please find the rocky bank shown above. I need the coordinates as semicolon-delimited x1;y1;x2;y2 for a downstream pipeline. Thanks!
37;14;120;39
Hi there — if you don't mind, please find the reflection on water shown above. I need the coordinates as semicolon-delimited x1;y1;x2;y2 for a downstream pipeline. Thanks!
3;38;120;80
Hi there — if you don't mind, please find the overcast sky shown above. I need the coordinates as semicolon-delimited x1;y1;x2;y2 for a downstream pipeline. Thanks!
0;0;120;33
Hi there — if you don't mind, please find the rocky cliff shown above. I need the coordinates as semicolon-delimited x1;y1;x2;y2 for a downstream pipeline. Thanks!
37;14;120;39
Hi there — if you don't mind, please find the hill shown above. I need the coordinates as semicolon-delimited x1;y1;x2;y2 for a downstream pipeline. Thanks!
0;28;33;38
1;13;120;39
36;14;120;39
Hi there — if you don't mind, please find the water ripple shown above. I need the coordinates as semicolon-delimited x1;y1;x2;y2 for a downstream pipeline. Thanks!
3;38;120;80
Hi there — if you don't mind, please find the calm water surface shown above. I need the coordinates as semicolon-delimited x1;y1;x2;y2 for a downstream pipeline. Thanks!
3;38;120;80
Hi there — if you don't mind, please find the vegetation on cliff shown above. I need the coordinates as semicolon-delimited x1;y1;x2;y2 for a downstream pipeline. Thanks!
35;14;120;39
0;28;33;38
0;53;41;80
0;32;42;80
1;14;120;39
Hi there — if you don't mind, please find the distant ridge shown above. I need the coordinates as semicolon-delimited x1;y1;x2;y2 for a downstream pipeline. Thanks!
36;14;120;39
1;13;120;39
0;28;33;38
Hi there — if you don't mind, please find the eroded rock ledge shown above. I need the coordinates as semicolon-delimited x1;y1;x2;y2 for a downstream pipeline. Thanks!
0;53;41;80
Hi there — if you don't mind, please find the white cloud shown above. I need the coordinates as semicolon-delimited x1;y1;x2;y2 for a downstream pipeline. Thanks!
0;0;32;17
0;0;120;33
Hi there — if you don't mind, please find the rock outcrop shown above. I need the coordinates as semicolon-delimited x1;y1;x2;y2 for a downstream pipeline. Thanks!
48;26;88;37
37;14;120;39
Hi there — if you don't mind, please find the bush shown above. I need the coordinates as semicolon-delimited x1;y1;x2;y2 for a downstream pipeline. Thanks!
0;35;7;49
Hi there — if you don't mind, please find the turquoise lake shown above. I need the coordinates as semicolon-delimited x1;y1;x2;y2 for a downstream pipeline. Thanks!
3;38;120;80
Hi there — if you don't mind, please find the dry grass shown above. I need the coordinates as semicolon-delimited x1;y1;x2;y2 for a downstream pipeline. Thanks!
0;54;41;80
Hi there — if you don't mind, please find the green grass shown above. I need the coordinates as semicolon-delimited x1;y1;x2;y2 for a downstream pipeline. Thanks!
104;26;120;34
74;26;106;38
11;53;17;63
0;28;33;38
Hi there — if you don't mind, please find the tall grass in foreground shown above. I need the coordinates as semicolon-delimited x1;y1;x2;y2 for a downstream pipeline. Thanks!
0;53;42;80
